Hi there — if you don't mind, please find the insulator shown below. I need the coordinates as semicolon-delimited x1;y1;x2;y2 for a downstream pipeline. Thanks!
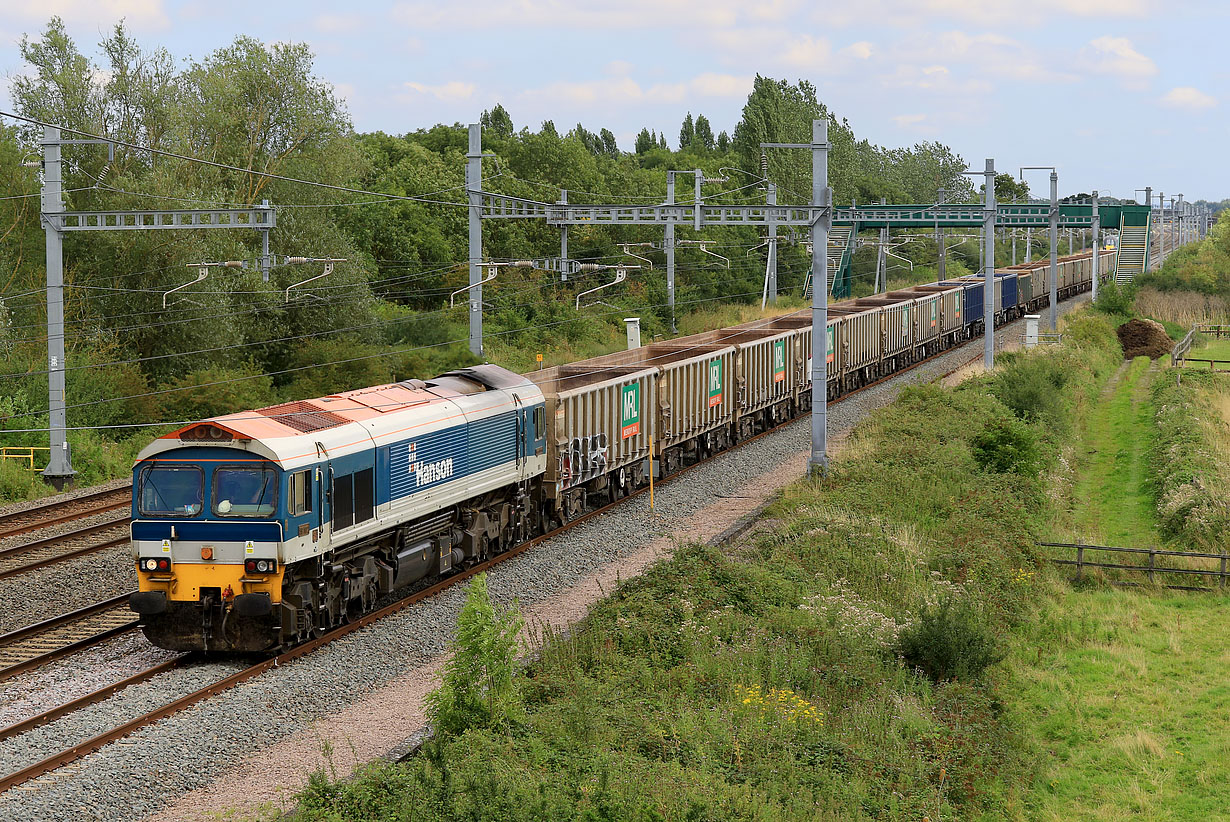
578;264;602;273
223;260;245;268
285;256;309;265
512;260;534;268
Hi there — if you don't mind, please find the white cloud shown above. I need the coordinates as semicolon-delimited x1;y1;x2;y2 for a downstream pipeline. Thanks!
403;81;477;102
313;14;362;34
1160;86;1216;110
892;113;926;127
520;73;751;109
822;0;1153;26
390;0;794;29
1079;36;1157;84
841;41;874;60
2;0;169;29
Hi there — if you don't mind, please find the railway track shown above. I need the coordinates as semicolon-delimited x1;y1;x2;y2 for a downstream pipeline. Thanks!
0;302;1080;795
0;487;130;542
0;594;139;683
0;516;129;581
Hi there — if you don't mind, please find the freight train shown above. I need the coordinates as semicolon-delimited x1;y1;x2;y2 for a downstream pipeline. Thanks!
129;249;1113;651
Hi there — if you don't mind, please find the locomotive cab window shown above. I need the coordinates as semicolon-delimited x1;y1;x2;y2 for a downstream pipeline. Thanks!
212;466;277;518
289;469;312;516
138;465;204;518
533;406;544;436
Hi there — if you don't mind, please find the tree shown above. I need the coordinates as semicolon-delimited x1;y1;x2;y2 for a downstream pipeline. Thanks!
716;130;730;152
480;104;513;138
599;127;618;158
694;114;715;150
426;574;524;736
634;127;653;154
986;172;1029;203
679;112;694;149
658;132;667;150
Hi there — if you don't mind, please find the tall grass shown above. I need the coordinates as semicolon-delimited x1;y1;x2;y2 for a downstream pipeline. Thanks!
1134;287;1230;327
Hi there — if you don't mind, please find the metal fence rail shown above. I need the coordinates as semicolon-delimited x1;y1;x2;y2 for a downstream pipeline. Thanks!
1042;541;1230;590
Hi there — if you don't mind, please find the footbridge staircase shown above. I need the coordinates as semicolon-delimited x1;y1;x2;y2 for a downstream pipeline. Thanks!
802;225;855;300
1113;214;1150;284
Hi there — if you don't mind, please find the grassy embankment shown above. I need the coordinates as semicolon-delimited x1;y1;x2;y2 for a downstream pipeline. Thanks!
283;308;1135;821
1007;324;1230;820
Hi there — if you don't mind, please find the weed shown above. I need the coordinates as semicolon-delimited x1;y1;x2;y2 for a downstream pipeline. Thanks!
899;597;1005;682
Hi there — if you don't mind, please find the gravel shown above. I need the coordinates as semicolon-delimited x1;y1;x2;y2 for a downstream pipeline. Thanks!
0;633;180;729
0;542;134;635
0;296;1091;821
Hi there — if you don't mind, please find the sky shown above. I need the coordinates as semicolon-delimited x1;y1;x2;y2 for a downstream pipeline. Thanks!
0;0;1224;203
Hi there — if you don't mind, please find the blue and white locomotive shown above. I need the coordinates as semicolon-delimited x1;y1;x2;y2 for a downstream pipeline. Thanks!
129;365;546;651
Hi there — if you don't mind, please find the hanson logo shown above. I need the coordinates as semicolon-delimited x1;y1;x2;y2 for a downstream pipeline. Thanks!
414;457;455;487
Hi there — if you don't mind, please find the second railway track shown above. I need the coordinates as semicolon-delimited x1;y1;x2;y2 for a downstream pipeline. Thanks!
0;488;130;542
0;516;129;581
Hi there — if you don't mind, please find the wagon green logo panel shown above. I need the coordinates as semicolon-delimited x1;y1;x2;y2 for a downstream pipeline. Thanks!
773;340;786;383
707;358;723;407
825;326;835;365
620;382;640;438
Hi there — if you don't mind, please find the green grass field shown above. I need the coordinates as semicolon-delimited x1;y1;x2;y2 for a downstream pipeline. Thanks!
1012;343;1230;819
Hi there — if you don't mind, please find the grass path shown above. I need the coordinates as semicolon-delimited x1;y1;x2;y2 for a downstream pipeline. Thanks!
1068;356;1159;547
1014;353;1230;820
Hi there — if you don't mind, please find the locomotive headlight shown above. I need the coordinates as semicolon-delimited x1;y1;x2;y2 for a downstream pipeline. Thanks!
142;558;158;571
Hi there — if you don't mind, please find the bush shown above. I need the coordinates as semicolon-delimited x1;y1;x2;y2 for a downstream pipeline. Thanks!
899;597;1004;682
970;417;1042;475
987;353;1070;429
426;574;524;737
1093;280;1136;317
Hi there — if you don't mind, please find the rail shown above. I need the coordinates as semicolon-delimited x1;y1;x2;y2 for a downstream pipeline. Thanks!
1043;541;1230;590
1171;323;1230;366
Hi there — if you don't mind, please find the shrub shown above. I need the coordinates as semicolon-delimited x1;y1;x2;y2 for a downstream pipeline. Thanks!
987;353;1070;429
426;574;524;737
898;597;1004;682
970;417;1042;475
1093;280;1136;317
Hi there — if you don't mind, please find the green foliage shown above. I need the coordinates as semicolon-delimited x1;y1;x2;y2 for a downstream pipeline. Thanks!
426;574;524;737
899;597;1005;682
1093;279;1137;318
1150;369;1230;549
986;353;1072;430
971;416;1043;475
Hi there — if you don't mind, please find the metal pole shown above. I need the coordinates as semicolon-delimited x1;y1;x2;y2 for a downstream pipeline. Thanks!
877;226;887;293
936;188;946;280
983;159;995;370
1158;191;1165;262
467;123;483;357
1025;225;1031;262
1049;171;1058;331
41;125;74;485
767;183;777;305
666;171;676;332
810;119;830;476
260;199;271;282
694;169;703;233
1012;205;1017;266
1091;191;1100;303
559;189;568;282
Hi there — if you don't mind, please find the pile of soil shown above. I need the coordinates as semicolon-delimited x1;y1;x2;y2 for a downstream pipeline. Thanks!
1117;318;1173;359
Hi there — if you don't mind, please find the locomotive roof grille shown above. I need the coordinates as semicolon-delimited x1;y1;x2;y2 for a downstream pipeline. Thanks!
256;400;349;434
